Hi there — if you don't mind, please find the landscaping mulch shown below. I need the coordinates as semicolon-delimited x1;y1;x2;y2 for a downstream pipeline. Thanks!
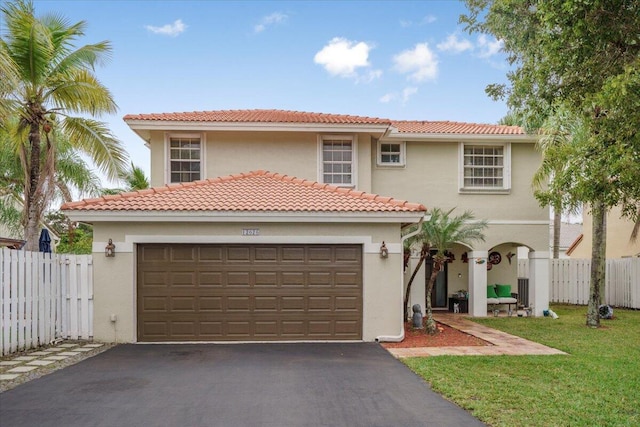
382;321;490;348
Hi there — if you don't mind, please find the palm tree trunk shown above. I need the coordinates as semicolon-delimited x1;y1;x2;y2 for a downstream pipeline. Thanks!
587;200;607;327
425;261;441;334
24;121;42;252
404;247;427;320
553;206;561;259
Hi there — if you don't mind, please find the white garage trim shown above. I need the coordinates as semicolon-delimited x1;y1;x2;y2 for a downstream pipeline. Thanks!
93;235;403;254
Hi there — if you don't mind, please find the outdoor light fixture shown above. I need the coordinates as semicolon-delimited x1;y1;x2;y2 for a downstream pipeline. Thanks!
105;239;116;257
380;241;389;258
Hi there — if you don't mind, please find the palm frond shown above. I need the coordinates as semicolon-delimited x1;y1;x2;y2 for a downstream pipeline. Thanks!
48;68;117;115
60;117;128;181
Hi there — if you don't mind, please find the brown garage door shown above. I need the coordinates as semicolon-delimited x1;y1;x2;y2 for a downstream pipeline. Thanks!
137;244;362;342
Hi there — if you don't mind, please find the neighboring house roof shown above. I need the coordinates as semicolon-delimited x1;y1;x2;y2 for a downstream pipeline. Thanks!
62;170;426;214
123;109;530;137
566;234;584;256
391;120;524;135
0;237;26;250
551;223;583;250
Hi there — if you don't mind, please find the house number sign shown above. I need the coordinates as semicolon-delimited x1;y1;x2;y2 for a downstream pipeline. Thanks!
242;228;260;236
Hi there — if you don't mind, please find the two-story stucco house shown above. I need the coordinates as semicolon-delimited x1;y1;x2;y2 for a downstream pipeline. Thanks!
62;109;550;343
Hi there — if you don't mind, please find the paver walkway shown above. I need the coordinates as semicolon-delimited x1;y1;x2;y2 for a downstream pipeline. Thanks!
387;313;567;358
0;343;104;382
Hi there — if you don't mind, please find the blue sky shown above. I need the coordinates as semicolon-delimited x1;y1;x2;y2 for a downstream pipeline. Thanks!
27;0;512;180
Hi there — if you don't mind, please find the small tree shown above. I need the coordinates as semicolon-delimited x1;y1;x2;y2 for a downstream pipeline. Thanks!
405;208;487;334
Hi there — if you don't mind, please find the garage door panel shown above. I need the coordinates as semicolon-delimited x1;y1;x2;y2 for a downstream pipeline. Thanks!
137;244;362;341
198;246;223;262
254;272;278;287
227;296;251;311
227;272;251;287
281;272;305;287
227;246;251;262
171;297;196;312
142;296;168;311
199;297;223;311
254;296;278;311
308;247;332;262
170;246;197;262
335;246;361;263
282;247;305;262
198;272;223;287
308;272;332;287
254;247;278;262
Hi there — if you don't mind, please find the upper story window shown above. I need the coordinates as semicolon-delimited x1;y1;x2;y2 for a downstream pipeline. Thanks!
168;134;203;183
319;135;357;186
459;143;511;193
377;140;405;166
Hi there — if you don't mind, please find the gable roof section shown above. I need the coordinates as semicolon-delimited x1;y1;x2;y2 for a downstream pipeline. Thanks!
62;171;426;222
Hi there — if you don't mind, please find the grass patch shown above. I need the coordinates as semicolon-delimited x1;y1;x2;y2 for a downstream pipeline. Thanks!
404;305;640;427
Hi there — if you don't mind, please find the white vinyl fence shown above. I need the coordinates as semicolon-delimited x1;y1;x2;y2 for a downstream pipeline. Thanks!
1;248;93;356
519;257;640;309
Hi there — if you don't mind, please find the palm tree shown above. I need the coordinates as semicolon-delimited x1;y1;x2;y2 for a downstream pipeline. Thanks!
0;118;102;237
405;208;487;334
532;107;586;258
102;163;150;195
1;0;127;251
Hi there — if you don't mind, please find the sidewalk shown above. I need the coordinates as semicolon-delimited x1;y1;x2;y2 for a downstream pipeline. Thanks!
386;313;567;358
0;342;108;391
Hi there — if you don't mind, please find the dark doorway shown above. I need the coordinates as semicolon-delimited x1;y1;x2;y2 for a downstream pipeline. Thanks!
425;253;448;309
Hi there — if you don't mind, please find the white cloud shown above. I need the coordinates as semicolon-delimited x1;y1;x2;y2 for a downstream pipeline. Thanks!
437;33;473;53
357;69;383;84
422;15;437;24
402;87;418;103
379;92;397;103
379;87;418;104
392;43;438;82
145;19;187;37
314;37;374;78
477;34;504;58
254;12;288;33
400;15;436;28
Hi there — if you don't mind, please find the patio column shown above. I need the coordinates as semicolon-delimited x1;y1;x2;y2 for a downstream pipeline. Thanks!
528;251;550;317
468;250;488;317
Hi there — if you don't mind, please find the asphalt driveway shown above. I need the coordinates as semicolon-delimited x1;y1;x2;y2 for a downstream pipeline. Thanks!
0;343;484;427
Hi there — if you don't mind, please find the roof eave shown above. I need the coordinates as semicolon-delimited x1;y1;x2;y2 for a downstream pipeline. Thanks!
62;210;426;224
124;119;391;135
382;130;538;143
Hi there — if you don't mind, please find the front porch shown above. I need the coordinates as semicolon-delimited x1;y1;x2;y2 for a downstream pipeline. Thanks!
406;242;550;318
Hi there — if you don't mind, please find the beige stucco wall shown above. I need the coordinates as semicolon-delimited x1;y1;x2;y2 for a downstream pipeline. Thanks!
148;130;375;192
91;221;406;343
570;205;640;258
372;141;548;251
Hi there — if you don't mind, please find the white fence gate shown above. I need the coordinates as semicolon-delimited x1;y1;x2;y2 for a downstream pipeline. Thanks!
0;248;93;356
519;257;639;309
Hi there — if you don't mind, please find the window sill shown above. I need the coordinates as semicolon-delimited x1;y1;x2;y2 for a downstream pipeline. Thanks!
376;163;406;168
458;188;511;195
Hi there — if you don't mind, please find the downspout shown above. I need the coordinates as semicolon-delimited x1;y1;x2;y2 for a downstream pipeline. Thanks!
376;215;426;342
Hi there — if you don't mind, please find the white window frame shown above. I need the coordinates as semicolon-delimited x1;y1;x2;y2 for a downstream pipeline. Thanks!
165;133;206;184
377;140;406;167
458;142;511;193
317;135;358;187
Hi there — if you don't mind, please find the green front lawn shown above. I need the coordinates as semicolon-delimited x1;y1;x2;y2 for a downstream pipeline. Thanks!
405;305;640;427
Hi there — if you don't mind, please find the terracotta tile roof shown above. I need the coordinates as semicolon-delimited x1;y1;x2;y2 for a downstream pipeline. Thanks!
61;171;426;213
390;120;525;135
124;109;525;135
123;109;390;125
